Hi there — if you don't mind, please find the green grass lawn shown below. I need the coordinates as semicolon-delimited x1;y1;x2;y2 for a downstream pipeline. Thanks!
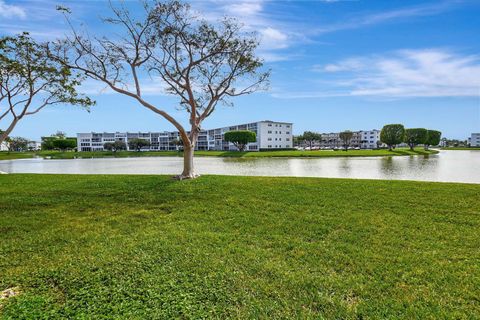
441;147;480;150
0;174;478;318
0;148;438;161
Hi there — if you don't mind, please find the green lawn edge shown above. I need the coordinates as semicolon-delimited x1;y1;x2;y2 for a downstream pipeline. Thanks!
1;148;439;161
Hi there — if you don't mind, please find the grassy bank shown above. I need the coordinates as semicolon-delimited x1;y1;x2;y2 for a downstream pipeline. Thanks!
0;174;478;318
441;147;480;150
1;148;438;161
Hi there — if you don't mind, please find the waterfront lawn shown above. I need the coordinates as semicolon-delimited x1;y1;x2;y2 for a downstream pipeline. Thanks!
441;147;480;150
1;148;438;160
1;174;479;318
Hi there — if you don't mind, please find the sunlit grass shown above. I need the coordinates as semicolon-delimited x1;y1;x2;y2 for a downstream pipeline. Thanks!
0;174;478;318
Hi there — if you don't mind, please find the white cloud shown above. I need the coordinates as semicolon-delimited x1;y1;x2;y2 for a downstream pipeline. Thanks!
349;50;480;97
0;0;26;19
315;58;365;72
259;27;289;50
224;1;263;16
276;49;480;99
313;1;458;35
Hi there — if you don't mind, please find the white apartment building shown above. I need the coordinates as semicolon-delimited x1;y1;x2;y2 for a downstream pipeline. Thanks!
0;141;9;151
360;130;382;149
470;133;480;147
77;120;293;152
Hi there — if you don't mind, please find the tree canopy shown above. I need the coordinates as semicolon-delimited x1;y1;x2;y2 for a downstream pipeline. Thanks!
339;131;353;151
128;138;150;152
404;128;428;150
52;138;77;151
380;124;405;151
299;131;321;149
104;140;127;152
0;33;93;145
224;130;256;151
425;130;442;149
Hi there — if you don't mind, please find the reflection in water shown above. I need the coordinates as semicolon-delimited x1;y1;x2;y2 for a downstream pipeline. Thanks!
380;157;397;176
0;150;479;183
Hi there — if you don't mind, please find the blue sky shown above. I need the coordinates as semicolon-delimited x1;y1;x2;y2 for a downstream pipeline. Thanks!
1;0;479;140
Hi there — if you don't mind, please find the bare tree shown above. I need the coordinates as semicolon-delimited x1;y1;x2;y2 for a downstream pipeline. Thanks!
51;1;269;179
0;33;93;144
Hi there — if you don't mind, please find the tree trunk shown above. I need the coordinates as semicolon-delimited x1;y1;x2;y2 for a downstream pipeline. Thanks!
0;118;19;145
177;143;197;179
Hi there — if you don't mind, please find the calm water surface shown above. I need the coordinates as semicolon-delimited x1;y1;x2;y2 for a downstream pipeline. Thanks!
1;150;479;183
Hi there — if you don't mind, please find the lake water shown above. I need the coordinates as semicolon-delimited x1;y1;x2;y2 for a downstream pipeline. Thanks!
0;150;479;183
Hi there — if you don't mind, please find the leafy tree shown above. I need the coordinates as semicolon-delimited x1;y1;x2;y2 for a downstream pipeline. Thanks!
424;130;441;150
339;130;353;151
128;138;150;152
380;124;405;151
224;130;256;151
104;140;126;152
52;138;77;151
301;131;321;150
53;131;67;139
8;137;29;151
51;1;269;179
404;128;428;150
0;33;93;145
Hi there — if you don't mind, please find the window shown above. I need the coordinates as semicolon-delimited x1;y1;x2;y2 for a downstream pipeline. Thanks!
279;138;282;141
286;138;290;141
286;132;290;134
268;131;272;134
268;138;272;141
268;124;272;127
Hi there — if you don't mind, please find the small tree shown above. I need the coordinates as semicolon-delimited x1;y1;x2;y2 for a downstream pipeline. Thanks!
424;130;441;150
404;128;428;150
0;33;93;145
105;140;127;152
128;138;150;152
8;136;29;151
104;142;115;152
302;131;321;150
339;131;353;151
114;140;127;152
380;124;405;151
52;138;76;151
224;130;256;151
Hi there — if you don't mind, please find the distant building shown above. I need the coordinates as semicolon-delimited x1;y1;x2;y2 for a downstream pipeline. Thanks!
0;141;9;151
470;133;480;147
27;141;41;151
360;130;382;149
77;120;293;152
299;129;383;149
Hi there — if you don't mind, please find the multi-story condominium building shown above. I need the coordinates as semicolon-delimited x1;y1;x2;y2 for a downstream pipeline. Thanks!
360;130;382;149
77;120;293;152
470;133;480;147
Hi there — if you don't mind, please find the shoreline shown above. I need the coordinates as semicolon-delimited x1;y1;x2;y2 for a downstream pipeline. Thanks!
0;148;439;161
